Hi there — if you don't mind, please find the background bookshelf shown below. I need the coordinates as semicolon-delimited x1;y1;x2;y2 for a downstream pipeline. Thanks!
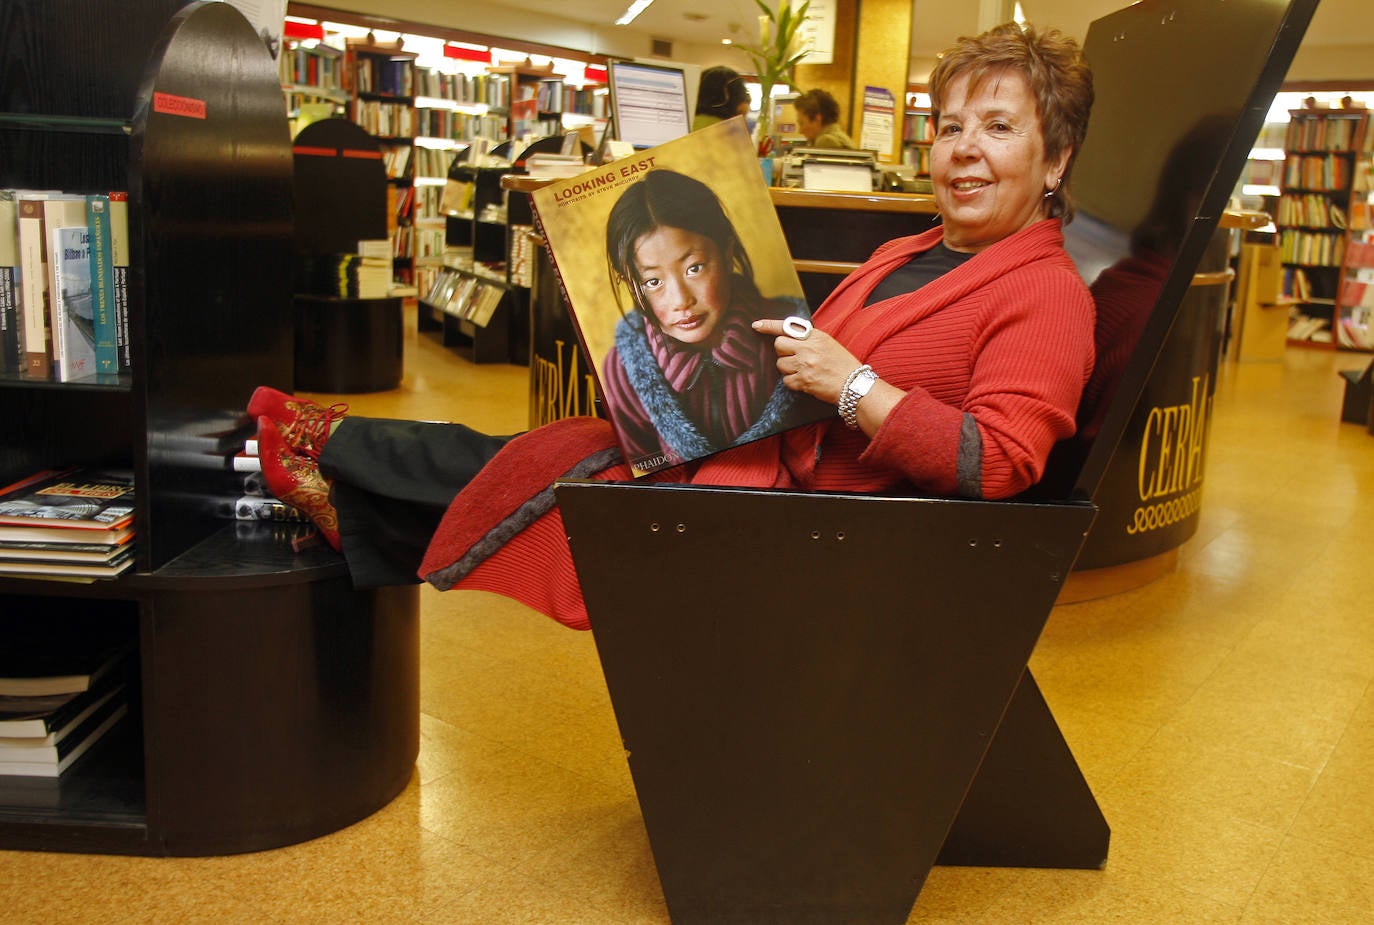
344;39;417;284
1277;106;1371;348
279;23;349;136
902;86;933;178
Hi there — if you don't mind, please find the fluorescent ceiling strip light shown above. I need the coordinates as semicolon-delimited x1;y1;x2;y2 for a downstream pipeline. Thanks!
616;0;655;26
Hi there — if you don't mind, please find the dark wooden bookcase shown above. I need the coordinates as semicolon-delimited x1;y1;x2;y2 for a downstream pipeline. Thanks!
0;0;417;856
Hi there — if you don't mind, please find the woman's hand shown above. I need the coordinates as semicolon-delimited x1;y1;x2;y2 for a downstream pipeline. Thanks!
752;317;859;405
753;317;905;437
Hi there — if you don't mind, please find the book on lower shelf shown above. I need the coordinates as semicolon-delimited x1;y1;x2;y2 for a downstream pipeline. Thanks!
0;634;134;698
0;627;135;778
0;685;129;777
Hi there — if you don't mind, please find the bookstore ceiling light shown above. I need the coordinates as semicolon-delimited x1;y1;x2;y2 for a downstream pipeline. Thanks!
616;0;655;26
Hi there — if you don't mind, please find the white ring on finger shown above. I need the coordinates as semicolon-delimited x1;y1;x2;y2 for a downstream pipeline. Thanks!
782;316;813;340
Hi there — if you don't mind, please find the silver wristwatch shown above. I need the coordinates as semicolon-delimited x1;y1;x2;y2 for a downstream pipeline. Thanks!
838;365;879;430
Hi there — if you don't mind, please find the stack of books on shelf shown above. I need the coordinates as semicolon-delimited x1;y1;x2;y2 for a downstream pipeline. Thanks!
0;629;133;779
217;436;309;525
1286;309;1332;343
0;468;136;581
1;189;130;381
296;252;392;299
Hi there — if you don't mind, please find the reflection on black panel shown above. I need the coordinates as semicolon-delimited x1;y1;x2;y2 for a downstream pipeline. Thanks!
1052;0;1319;500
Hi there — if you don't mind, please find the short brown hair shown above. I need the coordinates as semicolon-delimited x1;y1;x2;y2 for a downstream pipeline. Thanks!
928;22;1093;222
793;88;840;126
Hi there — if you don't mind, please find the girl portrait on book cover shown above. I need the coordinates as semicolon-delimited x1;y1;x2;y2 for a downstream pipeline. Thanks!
532;119;826;476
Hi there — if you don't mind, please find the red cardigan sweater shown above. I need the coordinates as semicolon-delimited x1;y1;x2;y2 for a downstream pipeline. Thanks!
420;218;1095;630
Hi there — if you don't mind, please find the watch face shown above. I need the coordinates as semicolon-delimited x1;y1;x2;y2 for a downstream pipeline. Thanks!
852;370;877;397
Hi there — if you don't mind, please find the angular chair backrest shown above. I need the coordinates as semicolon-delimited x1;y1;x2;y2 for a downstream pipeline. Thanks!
1054;0;1320;504
556;4;1320;923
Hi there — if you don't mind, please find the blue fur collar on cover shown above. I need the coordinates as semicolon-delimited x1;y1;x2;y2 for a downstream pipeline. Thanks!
613;298;808;461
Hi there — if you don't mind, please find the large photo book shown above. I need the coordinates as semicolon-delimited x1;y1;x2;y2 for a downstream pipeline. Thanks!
530;118;829;477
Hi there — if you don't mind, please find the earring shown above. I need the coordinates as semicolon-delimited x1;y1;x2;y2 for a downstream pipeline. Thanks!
1044;177;1062;199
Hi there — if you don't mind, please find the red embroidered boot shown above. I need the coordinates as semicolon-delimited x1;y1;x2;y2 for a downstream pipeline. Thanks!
257;416;342;551
248;386;347;461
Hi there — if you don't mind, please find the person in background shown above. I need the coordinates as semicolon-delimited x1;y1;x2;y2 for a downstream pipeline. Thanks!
692;66;750;132
792;88;857;149
253;21;1097;633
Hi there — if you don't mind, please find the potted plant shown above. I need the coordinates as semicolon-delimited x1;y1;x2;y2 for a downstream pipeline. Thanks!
734;0;811;153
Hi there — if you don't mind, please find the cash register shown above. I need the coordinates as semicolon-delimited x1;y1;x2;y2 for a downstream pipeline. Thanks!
777;146;881;191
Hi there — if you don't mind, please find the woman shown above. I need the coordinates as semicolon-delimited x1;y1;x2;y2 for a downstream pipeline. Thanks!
793;88;856;149
600;169;815;474
692;66;750;132
256;22;1096;631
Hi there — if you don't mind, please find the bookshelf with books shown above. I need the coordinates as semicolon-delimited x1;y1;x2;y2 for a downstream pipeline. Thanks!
1334;138;1374;351
902;86;933;178
420;135;580;366
419;158;515;364
411;74;464;296
278;25;349;137
1277;107;1370;347
489;61;565;141
0;0;417;856
345;38;418;283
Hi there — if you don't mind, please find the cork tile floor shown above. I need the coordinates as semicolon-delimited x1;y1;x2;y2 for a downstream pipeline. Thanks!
3;306;1373;923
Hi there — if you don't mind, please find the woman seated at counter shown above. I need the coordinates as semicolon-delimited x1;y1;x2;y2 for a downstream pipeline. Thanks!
251;21;1098;631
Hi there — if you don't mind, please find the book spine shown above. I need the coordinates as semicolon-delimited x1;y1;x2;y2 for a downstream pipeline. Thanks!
46;224;68;378
85;195;119;375
0;194;21;373
108;192;131;369
16;198;50;377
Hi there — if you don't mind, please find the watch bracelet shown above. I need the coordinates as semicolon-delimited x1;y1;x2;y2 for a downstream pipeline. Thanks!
838;364;875;430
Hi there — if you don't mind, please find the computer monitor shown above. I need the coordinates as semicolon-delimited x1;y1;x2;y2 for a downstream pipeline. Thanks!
606;60;691;150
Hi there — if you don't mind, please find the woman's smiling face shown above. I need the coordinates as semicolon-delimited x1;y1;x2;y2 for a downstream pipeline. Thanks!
931;67;1071;253
632;225;733;345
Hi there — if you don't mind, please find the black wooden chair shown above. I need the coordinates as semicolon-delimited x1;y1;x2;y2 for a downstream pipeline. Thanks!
556;2;1318;922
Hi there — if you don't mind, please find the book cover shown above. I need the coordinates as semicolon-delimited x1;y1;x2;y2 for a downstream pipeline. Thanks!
0;468;135;531
85;194;120;375
42;196;89;380
49;223;97;382
0;192;22;374
530;118;829;476
230;494;311;523
108;191;131;369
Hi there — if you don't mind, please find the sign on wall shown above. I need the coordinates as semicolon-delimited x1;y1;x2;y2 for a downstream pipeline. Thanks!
799;0;837;65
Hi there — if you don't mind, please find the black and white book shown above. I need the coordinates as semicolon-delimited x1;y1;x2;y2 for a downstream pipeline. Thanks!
0;686;128;777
